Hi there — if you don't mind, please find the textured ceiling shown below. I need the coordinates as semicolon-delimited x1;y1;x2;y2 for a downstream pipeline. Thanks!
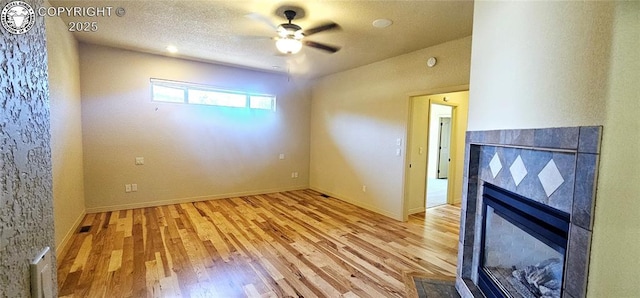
49;0;474;78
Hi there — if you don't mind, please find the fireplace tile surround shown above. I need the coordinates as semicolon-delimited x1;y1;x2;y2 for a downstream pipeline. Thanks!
456;127;602;298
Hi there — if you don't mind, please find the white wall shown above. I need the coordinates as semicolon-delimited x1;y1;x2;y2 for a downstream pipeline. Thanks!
46;15;86;254
468;1;610;130
79;44;312;212
310;37;471;220
469;1;640;295
589;1;640;296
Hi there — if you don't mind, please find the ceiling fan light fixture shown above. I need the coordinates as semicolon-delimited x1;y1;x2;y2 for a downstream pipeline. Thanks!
276;37;302;54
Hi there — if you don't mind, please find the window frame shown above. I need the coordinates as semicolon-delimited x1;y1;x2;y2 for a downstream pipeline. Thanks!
150;78;276;111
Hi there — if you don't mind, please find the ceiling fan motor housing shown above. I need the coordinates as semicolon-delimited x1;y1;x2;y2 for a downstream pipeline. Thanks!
278;10;303;39
280;23;302;32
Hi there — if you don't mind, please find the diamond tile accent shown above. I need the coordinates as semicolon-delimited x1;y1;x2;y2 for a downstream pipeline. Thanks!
509;155;528;186
538;159;565;197
489;153;502;178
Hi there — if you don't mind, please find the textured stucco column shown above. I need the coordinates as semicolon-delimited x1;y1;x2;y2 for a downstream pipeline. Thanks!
0;0;57;296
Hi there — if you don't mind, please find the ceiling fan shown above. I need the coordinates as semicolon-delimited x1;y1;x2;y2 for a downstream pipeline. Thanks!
248;7;341;55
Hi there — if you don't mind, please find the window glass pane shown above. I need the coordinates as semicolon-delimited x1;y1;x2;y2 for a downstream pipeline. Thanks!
152;85;185;103
250;95;275;110
151;79;275;111
188;89;246;108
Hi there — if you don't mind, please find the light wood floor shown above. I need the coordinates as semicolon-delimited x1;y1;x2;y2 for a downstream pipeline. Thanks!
57;189;460;298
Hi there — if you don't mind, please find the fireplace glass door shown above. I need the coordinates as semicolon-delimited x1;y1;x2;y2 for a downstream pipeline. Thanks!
479;184;569;298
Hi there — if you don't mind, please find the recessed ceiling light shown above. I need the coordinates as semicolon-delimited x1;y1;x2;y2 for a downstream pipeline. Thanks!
372;19;393;28
166;45;178;53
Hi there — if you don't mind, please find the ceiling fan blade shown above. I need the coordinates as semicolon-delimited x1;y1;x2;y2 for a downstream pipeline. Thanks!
303;40;341;53
245;12;278;30
302;22;340;36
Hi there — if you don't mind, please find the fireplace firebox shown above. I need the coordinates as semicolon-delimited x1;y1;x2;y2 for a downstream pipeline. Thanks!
478;184;570;298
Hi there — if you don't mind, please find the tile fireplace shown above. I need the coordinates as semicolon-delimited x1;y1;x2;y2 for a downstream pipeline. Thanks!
456;127;602;298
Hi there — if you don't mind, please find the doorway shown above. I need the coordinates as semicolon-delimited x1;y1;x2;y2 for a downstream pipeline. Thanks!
426;104;453;208
403;91;469;218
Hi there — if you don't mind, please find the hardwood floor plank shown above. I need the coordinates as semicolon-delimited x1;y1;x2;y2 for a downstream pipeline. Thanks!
58;270;82;297
69;234;92;273
118;229;135;297
58;190;460;297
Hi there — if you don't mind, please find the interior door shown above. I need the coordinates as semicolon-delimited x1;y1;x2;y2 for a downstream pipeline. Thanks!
437;117;451;179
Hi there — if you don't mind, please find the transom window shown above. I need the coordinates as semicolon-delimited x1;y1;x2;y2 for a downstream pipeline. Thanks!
150;78;276;111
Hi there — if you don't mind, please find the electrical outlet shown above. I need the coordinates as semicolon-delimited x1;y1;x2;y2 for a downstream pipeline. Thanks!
125;184;132;193
131;184;138;192
293;172;299;178
135;157;144;165
362;185;367;192
279;153;285;160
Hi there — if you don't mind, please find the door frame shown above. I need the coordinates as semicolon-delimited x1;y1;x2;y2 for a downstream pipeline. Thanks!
401;88;468;221
436;115;452;179
428;99;458;208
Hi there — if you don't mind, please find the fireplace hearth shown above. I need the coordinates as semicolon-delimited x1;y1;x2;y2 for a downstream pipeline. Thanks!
456;127;602;298
479;184;569;298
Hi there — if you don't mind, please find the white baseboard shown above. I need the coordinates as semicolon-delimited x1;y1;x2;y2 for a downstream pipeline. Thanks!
408;206;426;214
56;210;86;259
85;186;308;213
309;187;403;221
